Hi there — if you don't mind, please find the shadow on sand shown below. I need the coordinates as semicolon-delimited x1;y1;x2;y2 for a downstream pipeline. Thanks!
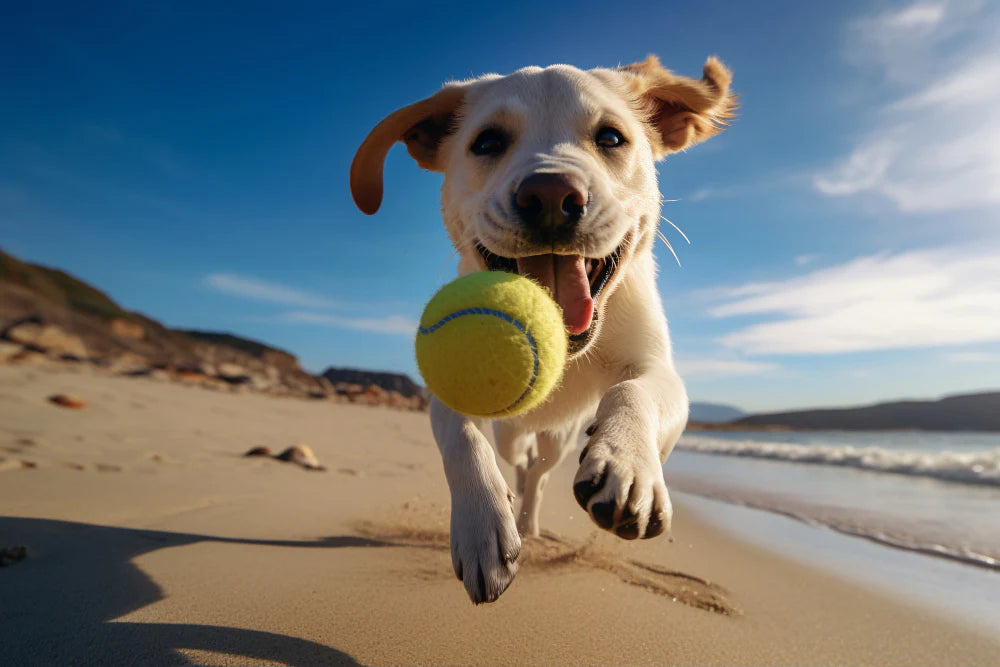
0;516;394;666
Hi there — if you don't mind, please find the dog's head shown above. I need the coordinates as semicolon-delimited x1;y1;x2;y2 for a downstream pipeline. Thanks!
352;56;736;357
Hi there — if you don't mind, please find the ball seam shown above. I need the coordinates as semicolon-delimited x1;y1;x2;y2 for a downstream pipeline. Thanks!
418;307;539;415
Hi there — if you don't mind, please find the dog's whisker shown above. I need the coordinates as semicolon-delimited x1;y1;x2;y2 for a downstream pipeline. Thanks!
435;247;463;283
436;236;479;282
652;228;681;268
659;216;691;245
664;240;681;268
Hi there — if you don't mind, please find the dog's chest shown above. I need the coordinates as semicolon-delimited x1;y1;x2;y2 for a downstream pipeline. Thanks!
515;353;624;431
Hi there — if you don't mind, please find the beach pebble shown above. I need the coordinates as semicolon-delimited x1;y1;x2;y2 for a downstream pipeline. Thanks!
48;394;87;409
0;545;27;567
275;443;326;471
244;446;272;457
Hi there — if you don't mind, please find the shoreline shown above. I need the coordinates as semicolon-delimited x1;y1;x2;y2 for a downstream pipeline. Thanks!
676;492;1000;637
671;479;1000;572
2;364;998;665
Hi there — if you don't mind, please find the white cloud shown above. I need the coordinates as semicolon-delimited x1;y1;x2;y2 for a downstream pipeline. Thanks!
204;273;339;309
891;58;1000;110
813;140;896;196
205;273;418;335
687;187;729;202
278;311;417;335
709;245;1000;355
817;1;1000;213
884;3;945;29
676;359;780;378
685;183;757;203
794;254;819;266
946;351;1000;363
849;2;957;83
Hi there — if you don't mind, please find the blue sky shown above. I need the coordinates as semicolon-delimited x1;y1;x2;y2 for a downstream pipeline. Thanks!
3;1;999;412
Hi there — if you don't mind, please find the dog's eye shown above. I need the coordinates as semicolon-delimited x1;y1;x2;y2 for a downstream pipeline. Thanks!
596;127;625;149
470;128;508;157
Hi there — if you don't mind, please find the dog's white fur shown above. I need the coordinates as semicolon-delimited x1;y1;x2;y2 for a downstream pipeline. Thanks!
351;56;736;603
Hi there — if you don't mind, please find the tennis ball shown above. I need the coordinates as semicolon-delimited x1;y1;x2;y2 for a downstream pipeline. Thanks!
416;271;568;418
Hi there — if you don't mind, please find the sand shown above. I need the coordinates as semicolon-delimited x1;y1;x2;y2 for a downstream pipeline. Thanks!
1;363;997;666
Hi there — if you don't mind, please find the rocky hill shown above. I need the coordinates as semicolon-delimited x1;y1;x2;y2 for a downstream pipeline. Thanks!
0;248;425;410
320;367;425;399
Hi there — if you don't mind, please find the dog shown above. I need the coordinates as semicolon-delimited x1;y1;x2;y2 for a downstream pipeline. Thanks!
351;55;736;604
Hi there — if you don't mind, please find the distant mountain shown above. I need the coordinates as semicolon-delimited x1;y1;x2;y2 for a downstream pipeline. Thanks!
321;367;424;399
734;392;1000;432
689;401;745;423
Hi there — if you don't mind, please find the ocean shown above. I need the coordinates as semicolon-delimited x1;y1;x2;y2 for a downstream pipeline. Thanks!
663;429;1000;634
665;430;1000;569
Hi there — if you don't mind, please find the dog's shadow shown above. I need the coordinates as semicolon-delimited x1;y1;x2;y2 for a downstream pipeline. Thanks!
1;512;737;664
0;516;390;666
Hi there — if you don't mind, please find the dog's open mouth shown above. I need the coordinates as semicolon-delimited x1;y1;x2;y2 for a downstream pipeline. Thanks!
477;244;622;340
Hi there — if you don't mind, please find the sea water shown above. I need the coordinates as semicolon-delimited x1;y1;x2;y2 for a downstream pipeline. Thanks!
665;430;1000;568
663;430;1000;634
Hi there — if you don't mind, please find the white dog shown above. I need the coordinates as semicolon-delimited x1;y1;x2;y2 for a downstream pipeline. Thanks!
351;55;736;603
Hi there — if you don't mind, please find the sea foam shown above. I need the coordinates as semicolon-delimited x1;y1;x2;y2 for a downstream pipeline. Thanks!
676;436;1000;487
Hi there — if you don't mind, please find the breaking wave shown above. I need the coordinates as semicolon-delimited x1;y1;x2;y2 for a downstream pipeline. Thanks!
676;436;1000;487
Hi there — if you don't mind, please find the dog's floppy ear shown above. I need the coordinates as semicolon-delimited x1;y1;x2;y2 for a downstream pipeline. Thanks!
620;55;737;159
350;85;466;215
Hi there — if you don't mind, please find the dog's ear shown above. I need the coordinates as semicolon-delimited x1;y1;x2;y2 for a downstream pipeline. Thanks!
620;55;737;159
350;85;466;215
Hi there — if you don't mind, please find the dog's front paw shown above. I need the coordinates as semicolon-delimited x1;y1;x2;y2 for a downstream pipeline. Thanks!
449;475;521;604
573;423;672;540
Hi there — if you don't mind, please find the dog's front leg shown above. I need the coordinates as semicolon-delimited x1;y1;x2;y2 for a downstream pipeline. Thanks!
430;398;521;603
572;363;688;540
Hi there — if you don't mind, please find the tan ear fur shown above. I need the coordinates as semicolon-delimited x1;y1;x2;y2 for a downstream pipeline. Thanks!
620;55;737;158
350;86;465;215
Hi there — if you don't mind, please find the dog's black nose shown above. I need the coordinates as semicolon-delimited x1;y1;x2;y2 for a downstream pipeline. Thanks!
514;173;588;230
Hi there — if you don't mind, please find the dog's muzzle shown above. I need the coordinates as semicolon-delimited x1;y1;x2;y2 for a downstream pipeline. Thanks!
478;172;625;353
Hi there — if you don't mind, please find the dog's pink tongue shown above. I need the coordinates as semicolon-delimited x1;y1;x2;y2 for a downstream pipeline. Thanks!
516;254;593;335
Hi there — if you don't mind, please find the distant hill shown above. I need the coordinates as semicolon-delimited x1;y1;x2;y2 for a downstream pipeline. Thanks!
179;329;294;359
321;367;424;399
734;392;1000;432
689;402;745;423
0;247;425;410
0;248;133;321
0;247;325;396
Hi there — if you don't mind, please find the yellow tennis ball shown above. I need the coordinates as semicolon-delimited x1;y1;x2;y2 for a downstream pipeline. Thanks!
416;271;568;418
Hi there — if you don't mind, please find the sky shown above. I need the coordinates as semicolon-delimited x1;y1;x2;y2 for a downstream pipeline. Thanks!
2;0;999;412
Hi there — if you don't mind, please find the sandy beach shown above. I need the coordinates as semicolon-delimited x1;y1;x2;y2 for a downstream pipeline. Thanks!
2;363;998;666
